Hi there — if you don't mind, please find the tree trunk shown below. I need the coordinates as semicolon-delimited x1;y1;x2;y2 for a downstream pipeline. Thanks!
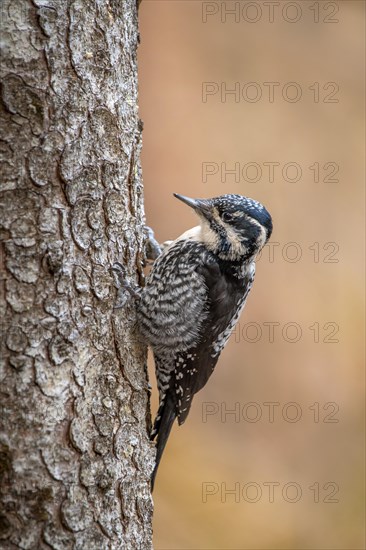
0;1;154;548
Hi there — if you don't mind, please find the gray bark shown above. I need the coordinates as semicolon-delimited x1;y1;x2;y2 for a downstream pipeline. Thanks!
0;1;154;548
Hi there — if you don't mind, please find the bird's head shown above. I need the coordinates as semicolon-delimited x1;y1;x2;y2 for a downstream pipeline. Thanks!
174;193;273;261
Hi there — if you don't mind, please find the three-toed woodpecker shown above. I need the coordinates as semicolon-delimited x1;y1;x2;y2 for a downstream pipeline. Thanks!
137;193;273;489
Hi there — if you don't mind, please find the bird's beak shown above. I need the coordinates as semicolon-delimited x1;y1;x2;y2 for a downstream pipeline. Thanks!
174;193;213;220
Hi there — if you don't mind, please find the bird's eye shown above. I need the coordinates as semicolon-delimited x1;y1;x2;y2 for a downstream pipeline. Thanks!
222;212;233;222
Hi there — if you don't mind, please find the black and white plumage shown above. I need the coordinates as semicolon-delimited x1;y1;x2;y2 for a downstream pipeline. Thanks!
137;194;273;489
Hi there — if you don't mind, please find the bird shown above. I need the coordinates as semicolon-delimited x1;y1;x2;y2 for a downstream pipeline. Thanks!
136;193;273;490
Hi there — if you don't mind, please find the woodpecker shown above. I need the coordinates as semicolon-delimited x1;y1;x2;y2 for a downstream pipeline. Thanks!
136;193;273;489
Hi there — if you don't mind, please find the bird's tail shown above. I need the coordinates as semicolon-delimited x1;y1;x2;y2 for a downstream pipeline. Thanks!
150;394;176;491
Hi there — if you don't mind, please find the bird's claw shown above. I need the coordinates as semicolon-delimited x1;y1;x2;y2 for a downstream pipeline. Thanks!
112;262;127;287
144;226;162;263
112;262;140;309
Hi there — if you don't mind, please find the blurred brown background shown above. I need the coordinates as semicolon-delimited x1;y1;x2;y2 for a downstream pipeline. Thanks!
138;2;365;548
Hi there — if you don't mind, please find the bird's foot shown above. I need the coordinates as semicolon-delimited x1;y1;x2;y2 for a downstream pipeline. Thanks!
112;262;141;309
144;225;174;265
144;226;162;263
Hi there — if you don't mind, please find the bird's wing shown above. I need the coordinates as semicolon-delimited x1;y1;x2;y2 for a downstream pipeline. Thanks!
174;259;255;424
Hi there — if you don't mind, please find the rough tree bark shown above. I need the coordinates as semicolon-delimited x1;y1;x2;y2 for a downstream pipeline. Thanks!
0;1;154;548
